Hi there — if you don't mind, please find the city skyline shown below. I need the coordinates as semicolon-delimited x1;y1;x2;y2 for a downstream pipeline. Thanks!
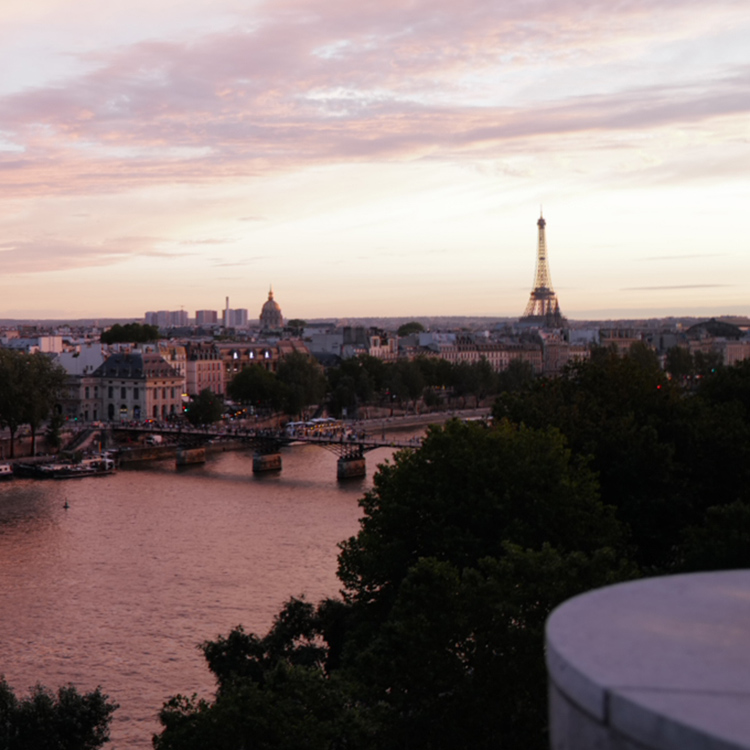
1;0;748;321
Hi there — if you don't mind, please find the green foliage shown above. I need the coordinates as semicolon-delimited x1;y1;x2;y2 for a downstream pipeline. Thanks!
0;349;67;457
338;419;623;608
100;323;159;344
156;350;750;750
494;347;750;570
228;353;326;417
227;365;283;411
276;352;327;417
0;677;117;750
325;354;504;416
665;345;694;380
185;389;224;426
153;600;368;750
155;419;631;750
326;355;387;417
286;319;306;336
496;357;534;392
396;321;425;337
45;412;66;451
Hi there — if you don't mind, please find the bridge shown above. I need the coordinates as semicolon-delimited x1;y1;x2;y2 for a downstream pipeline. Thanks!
107;422;423;478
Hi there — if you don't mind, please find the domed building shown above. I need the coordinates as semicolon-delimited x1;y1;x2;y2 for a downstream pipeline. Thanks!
259;287;283;331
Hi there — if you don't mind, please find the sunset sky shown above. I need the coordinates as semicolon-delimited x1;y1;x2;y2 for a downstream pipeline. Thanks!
1;0;748;321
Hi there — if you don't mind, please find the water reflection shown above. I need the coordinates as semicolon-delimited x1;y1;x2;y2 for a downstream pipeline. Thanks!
0;444;394;749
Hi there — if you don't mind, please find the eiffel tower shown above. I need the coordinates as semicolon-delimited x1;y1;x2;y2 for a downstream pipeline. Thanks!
519;211;565;327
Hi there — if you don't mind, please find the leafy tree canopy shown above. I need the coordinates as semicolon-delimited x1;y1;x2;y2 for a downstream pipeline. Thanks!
396;321;425;337
275;351;327;417
155;351;750;750
184;389;224;426
0;349;67;457
227;365;284;411
100;323;159;344
155;419;632;750
0;677;117;750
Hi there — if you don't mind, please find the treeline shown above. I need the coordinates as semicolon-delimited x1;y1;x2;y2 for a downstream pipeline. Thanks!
100;323;159;345
0;678;117;750
228;353;534;417
11;344;750;749
151;344;750;749
0;349;67;457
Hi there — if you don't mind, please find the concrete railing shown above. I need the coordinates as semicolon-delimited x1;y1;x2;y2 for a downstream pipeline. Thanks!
546;570;750;750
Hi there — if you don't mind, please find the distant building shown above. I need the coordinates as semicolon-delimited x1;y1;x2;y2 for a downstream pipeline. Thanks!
599;329;643;354
145;310;188;328
216;340;311;384
170;310;189;327
92;351;183;421
307;327;398;362
259;288;283;331
185;342;225;397
195;310;218;326
225;308;249;328
1;335;65;354
56;343;108;422
436;335;544;374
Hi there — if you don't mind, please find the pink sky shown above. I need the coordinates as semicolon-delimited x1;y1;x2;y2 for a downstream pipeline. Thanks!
1;0;748;320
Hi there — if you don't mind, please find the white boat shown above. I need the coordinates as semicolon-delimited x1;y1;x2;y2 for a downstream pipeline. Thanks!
0;464;13;480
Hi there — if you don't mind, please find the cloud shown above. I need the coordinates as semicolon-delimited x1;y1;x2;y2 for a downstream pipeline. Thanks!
0;235;179;274
179;238;234;245
621;284;732;291
641;254;730;261
0;0;747;198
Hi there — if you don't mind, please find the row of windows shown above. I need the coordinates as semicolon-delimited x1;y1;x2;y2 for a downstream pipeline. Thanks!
100;386;178;400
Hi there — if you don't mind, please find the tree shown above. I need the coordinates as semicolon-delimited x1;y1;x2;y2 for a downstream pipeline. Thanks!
497;357;534;393
396;321;425;337
185;389;224;427
493;347;750;571
227;365;283;412
665;345;693;382
384;359;425;412
286;319;306;336
0;350;68;457
100;323;159;344
338;419;624;608
20;353;68;456
0;348;26;458
0;677;117;750
155;419;631;750
275;352;327;418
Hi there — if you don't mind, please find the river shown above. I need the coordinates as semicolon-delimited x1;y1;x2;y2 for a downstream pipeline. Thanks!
0;442;398;749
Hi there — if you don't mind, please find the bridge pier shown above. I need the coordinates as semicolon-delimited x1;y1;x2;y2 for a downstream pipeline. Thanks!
337;456;366;480
177;447;206;466
253;452;282;473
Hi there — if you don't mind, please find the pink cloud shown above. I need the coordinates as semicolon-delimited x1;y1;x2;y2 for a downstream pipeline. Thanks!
0;0;746;198
0;236;178;273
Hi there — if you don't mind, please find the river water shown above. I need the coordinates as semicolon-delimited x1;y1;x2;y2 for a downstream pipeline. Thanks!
0;443;397;749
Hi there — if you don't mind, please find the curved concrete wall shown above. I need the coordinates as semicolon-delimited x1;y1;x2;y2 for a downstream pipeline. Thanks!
546;571;750;750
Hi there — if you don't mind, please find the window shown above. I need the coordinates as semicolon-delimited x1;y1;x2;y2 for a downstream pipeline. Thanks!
85;386;90;399
108;386;113;399
121;386;127;399
133;388;139;400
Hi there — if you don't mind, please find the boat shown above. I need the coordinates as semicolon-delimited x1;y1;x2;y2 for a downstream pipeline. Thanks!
50;456;116;479
0;463;13;481
12;455;116;480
